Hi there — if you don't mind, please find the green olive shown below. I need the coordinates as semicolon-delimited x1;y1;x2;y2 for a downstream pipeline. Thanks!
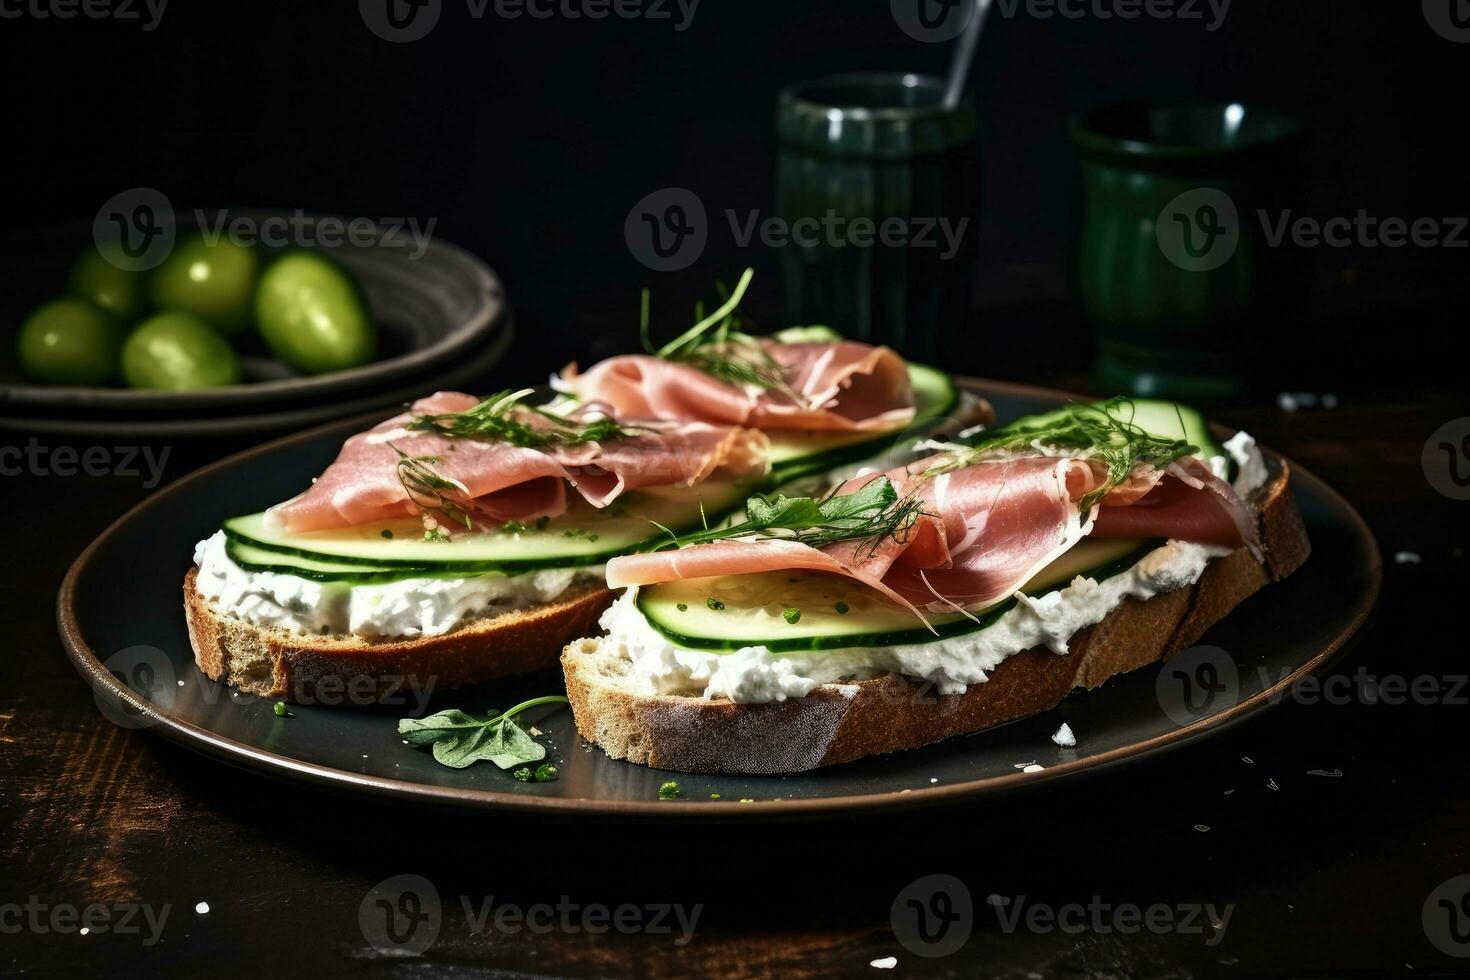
122;312;242;390
66;244;147;321
255;251;376;374
16;298;124;386
150;234;260;336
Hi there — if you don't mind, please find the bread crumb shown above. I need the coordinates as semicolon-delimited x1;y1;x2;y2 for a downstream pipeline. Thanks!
1051;723;1076;747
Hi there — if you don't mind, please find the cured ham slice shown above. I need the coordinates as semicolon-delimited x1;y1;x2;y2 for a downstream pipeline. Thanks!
266;392;769;533
606;448;1257;616
562;340;916;432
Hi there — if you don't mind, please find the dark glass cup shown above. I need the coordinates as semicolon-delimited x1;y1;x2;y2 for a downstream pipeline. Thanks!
1072;101;1302;401
776;73;980;362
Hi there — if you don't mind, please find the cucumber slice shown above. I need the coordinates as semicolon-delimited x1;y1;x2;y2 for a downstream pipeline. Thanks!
225;538;453;584
222;480;751;573
637;537;1160;653
765;362;959;481
980;398;1221;460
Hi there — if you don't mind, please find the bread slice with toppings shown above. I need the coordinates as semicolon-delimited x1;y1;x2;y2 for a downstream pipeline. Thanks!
561;458;1309;774
184;570;612;703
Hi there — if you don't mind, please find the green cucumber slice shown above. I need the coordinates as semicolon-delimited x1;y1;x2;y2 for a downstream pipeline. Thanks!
637;537;1160;653
224;538;454;584
765;362;959;480
222;480;752;573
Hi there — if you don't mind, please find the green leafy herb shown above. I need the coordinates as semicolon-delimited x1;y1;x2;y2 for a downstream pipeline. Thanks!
710;793;722;800
939;397;1198;515
640;268;802;397
422;528;449;543
273;701;287;718
398;696;568;771
390;443;472;532
656;476;928;561
659;780;681;800
501;520;532;535
783;607;802;624
706;597;725;611
676;602;688;612
562;528;599;542
513;767;534;782
534;763;559;782
408;388;639;448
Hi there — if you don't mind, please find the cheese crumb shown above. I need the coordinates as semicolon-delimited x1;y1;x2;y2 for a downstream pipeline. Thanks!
1051;723;1076;747
195;902;210;915
870;957;897;969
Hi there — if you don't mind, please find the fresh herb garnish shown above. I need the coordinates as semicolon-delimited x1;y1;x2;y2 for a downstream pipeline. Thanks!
676;602;688;612
659;780;681;800
390;443;472;532
706;597;725;611
656;476;928;561
783;607;802;624
380;529;393;539
534;763;559;782
501;520;531;535
937;397;1197;515
834;601;850;615
640;268;801;398
407;388;638;448
422;528;449;543
273;701;288;717
512;767;534;782
398;696;568;771
562;528;599;542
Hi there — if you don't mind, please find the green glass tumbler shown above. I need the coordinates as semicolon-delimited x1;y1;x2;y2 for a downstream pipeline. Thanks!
1072;101;1302;401
777;73;980;361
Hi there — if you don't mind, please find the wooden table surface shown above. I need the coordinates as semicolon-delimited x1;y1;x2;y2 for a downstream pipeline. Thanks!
4;387;1468;978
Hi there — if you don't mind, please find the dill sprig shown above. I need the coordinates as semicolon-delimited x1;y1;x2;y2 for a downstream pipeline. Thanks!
652;476;929;561
640;268;802;399
932;397;1198;514
389;443;472;531
407;388;638;447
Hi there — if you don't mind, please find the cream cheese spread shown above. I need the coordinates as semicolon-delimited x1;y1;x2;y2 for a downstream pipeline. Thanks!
193;532;600;639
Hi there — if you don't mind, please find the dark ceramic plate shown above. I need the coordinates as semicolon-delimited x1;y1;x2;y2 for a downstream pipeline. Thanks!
0;212;509;435
57;380;1381;817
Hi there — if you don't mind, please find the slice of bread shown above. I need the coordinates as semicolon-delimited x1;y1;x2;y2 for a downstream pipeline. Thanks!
184;570;612;703
562;459;1311;774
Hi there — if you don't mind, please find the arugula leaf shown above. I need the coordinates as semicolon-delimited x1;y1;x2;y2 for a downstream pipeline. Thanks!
397;696;568;771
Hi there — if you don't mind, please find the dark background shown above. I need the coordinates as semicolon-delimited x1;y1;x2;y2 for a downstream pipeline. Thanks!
4;3;1470;978
2;0;1465;392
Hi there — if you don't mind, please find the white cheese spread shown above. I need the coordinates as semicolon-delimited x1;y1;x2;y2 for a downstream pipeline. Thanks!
193;531;600;639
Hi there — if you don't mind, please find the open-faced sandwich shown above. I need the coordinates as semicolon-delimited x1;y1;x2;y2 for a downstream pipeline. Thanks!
184;276;988;703
562;399;1310;773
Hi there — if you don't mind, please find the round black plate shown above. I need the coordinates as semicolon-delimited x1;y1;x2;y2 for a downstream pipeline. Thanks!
57;380;1381;817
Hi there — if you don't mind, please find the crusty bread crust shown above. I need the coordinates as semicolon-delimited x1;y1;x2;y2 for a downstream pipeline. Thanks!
562;459;1310;774
184;570;612;704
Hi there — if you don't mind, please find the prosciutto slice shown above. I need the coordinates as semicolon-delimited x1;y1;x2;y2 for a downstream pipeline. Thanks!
561;340;916;432
265;392;769;533
606;449;1258;615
